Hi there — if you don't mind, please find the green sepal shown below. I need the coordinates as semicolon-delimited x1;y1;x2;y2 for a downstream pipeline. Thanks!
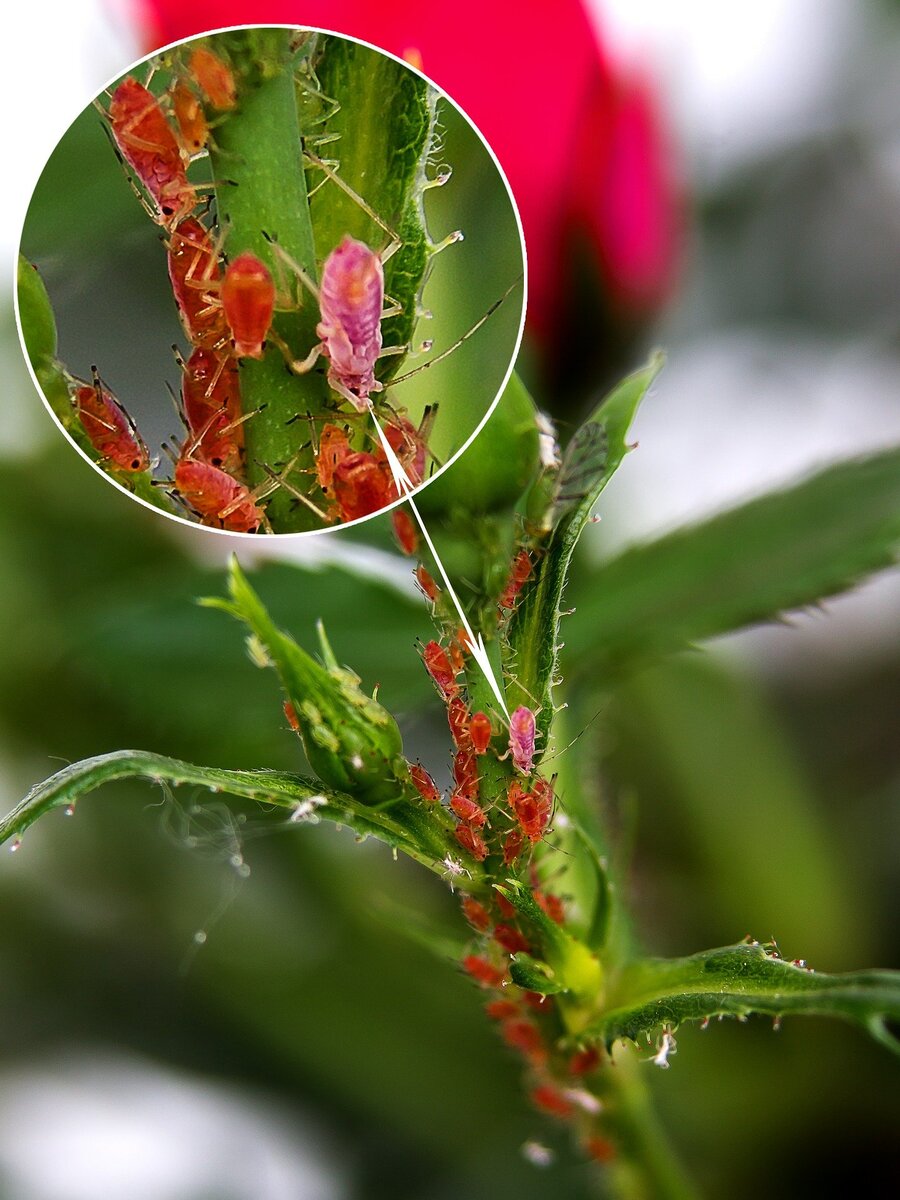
203;558;411;805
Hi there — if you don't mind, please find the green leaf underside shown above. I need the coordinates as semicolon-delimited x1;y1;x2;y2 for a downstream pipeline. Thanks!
586;943;900;1055
310;36;434;372
0;750;464;885
505;354;664;753
566;446;900;671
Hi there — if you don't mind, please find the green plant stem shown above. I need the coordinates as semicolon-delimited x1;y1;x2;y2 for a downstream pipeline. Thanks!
209;39;329;532
602;1054;702;1200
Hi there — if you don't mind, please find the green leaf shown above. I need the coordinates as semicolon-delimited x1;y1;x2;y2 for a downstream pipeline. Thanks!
504;355;663;752
16;253;57;368
583;941;900;1055
567;446;900;671
0;749;468;887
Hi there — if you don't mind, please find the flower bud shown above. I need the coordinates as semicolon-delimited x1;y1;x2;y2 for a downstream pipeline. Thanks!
207;560;408;804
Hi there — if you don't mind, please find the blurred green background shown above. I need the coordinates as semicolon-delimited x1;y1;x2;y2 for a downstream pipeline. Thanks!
1;3;899;1199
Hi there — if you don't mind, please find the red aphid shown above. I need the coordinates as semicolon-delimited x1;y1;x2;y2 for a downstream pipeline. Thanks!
495;891;517;920
414;565;440;603
380;414;428;485
317;235;385;411
167;217;227;348
221;251;275;358
315;424;352;497
409;762;440;804
73;372;149;472
283;700;300;733
531;1084;575;1120
462;955;505;989
453;749;479;800
509;705;537;774
508;779;553;845
455;822;488;862
584;1135;616;1164
498;548;533;610
332;451;396;521
502;1019;547;1066
448;640;465;674
568;1046;602;1076
422;640;458;699
503;828;526;866
174;458;263;532
535;888;566;925
469;711;492;755
108;77;194;226
181;348;242;473
461;897;491;933
391;508;418;555
485;999;519;1021
171;78;208;156
189;46;237;110
450;791;487;829
493;924;531;956
447;696;471;750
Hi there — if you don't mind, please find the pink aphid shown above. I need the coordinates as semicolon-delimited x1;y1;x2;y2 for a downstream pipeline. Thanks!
317;235;385;412
509;706;537;774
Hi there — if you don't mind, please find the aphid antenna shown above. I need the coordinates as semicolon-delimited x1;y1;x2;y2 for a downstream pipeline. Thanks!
387;276;523;389
164;378;185;423
303;148;403;262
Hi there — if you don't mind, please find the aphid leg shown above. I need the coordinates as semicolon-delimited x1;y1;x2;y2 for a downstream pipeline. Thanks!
258;456;331;523
303;149;403;263
263;235;320;303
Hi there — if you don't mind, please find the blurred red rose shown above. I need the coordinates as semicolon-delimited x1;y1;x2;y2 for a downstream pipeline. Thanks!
133;0;679;392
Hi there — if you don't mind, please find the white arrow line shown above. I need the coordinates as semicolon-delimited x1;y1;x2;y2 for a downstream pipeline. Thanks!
371;411;510;719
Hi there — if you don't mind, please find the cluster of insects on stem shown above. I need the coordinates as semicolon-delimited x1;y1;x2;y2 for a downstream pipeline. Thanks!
385;521;620;1162
55;32;515;535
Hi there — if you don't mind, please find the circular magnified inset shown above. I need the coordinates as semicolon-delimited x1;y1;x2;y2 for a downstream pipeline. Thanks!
17;25;526;536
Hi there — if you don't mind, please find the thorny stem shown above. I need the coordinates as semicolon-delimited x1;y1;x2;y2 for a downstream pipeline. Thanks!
601;1054;702;1200
209;34;328;532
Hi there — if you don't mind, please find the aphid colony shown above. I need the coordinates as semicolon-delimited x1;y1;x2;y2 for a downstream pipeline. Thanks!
68;45;437;534
401;537;616;1160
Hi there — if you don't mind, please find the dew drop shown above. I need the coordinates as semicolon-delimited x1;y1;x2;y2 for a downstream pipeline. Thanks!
193;930;207;945
9;838;21;853
64;804;76;817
